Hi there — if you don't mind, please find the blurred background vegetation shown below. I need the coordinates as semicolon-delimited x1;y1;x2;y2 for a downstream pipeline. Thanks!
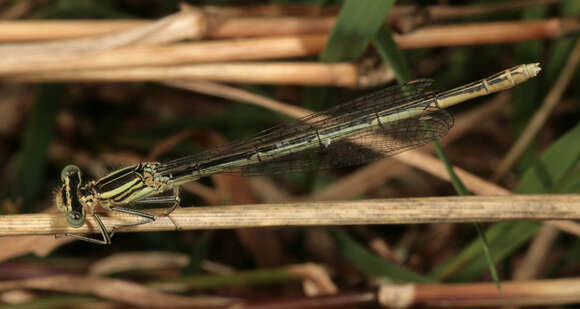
0;0;579;308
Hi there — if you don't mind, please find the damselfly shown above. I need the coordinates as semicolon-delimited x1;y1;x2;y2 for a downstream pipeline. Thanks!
55;63;541;244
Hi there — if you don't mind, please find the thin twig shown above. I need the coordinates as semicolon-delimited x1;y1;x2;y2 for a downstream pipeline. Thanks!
492;38;580;180
1;195;578;237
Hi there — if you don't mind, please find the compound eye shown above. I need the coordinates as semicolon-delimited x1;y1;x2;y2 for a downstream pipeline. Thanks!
60;165;81;182
66;210;85;228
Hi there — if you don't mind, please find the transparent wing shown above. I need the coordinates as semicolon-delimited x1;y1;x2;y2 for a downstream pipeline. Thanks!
237;108;452;175
243;79;434;140
155;80;451;178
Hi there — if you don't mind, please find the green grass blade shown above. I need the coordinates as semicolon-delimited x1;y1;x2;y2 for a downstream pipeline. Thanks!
153;268;295;291
473;222;500;290
430;127;501;285
432;140;470;196
553;165;580;193
431;222;511;280
9;84;63;212
372;9;471;200
432;221;540;281
373;23;412;83
321;0;395;62
448;222;541;282
517;123;580;194
329;228;434;283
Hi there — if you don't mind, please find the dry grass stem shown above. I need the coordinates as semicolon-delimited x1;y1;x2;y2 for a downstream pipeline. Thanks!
206;16;334;39
395;150;510;195
285;263;338;295
492;39;580;180
165;80;310;118
543;220;580;236
513;225;559;281
0;1;561;42
0;35;328;74
88;252;190;276
202;1;559;19
379;277;580;307
147;129;195;161
1;195;578;237
0;16;334;42
0;20;147;42
312;159;411;201
0;275;236;308
249;177;293;203
395;18;575;48
248;276;580;308
200;3;338;17
393;152;580;236
0;19;574;76
389;0;561;23
0;5;207;63
8;62;365;87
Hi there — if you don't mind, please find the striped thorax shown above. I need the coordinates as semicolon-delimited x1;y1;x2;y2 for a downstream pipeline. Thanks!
55;162;172;229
